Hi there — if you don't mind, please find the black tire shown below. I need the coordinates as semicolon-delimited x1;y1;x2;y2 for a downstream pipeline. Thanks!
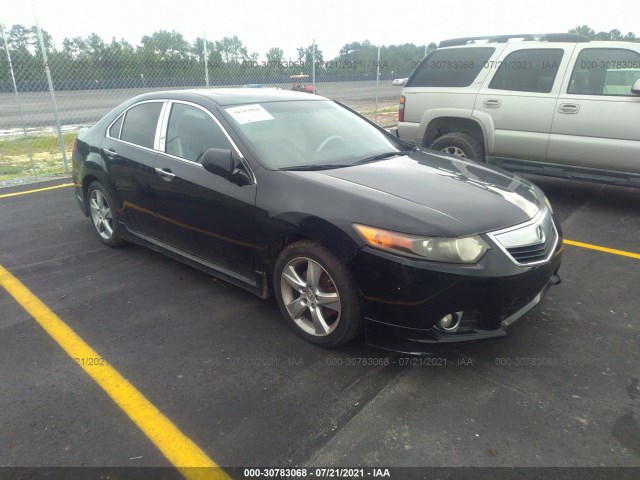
86;181;125;247
429;132;484;161
274;240;363;347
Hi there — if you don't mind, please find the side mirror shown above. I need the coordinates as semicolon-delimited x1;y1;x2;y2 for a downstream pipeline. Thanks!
201;148;251;186
202;148;234;178
632;78;640;95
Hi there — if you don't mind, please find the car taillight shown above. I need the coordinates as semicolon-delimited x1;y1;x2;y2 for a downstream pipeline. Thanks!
72;139;78;154
398;95;405;123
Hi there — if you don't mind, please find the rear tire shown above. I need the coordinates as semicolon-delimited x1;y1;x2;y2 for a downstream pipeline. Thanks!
87;181;124;248
274;240;363;347
429;132;484;161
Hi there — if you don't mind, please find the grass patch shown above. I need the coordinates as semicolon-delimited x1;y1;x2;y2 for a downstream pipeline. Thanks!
356;103;399;127
360;105;399;116
0;132;76;182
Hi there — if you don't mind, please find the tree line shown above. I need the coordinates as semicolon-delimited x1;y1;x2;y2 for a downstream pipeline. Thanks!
0;26;435;90
0;24;637;91
568;25;639;41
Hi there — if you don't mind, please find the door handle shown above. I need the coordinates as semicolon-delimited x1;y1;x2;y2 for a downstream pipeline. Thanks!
104;148;118;159
558;103;580;114
482;99;501;109
154;167;176;181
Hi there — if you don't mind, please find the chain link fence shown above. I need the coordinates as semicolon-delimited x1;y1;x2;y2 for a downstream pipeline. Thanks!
1;21;434;185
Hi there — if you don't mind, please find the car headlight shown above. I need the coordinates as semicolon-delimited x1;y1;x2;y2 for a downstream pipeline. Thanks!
543;195;554;214
353;224;489;263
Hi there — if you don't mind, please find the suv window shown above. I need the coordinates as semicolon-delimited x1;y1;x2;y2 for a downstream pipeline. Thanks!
568;48;640;95
407;47;495;87
166;103;231;163
120;102;163;149
489;49;564;93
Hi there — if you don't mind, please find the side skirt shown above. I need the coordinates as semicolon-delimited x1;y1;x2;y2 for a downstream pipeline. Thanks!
486;156;640;188
120;226;270;299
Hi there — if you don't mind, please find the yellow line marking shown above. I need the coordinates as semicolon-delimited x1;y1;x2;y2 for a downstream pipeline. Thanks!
0;263;230;480
0;182;74;199
564;239;640;260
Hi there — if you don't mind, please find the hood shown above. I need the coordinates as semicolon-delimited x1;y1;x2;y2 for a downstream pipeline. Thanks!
292;150;545;237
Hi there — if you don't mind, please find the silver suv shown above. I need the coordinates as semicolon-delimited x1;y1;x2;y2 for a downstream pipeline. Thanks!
397;33;640;187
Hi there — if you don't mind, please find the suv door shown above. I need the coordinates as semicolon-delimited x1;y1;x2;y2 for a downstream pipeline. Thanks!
474;46;570;162
153;101;257;280
101;100;164;238
548;46;640;174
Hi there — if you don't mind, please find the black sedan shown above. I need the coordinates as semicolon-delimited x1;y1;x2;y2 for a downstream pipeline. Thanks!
72;88;562;354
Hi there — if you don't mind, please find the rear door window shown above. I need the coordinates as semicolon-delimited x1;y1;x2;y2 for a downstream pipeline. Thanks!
120;102;163;149
108;114;123;139
488;49;564;93
407;47;495;87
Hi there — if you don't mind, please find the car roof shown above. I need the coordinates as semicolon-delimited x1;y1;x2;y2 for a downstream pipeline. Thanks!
135;88;326;106
438;40;640;50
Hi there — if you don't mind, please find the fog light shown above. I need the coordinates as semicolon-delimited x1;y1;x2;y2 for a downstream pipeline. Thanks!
437;312;463;332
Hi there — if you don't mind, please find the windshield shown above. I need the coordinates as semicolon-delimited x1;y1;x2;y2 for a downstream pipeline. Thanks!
221;100;405;169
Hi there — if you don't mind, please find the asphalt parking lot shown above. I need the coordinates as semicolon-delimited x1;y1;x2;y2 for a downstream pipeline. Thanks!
1;175;639;479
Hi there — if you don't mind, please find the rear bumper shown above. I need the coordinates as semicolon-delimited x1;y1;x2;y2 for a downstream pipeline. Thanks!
73;183;88;216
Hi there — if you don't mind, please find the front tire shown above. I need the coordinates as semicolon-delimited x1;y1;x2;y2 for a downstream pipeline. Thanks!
87;181;124;247
274;240;363;347
429;132;484;161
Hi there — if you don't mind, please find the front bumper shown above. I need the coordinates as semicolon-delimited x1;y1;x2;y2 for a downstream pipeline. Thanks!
348;240;562;354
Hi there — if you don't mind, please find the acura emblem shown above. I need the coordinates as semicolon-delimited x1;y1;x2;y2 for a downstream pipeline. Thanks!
536;225;545;242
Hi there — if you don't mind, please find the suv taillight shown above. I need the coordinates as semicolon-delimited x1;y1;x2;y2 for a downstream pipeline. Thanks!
398;95;405;123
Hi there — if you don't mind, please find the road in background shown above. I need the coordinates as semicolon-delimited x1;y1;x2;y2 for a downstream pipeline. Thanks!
0;81;402;132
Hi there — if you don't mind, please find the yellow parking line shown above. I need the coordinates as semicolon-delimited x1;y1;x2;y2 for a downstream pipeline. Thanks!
0;263;230;480
564;239;640;260
0;182;74;199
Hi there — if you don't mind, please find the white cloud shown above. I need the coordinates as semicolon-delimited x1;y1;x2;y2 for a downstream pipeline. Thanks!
2;0;638;60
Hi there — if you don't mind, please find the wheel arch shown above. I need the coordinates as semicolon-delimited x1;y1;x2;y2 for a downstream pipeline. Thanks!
423;116;487;151
259;215;362;289
81;173;107;215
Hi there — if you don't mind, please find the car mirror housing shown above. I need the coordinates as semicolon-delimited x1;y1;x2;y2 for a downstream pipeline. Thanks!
632;78;640;95
202;148;235;178
202;148;251;186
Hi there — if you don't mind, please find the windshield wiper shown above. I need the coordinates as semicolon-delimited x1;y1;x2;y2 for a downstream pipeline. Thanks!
280;149;416;171
280;164;353;171
352;149;415;166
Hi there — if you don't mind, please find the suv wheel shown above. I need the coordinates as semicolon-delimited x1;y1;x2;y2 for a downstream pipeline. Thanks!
430;132;484;161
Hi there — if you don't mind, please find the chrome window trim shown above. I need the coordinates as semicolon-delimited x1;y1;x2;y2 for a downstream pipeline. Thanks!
103;138;162;156
106;112;125;139
155;101;171;151
104;98;257;185
487;208;559;267
156;151;206;169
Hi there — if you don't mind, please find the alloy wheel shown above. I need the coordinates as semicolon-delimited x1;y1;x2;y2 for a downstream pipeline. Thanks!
89;189;113;240
279;257;342;336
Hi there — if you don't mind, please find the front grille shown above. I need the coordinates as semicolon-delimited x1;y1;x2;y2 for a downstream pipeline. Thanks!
506;227;558;264
488;208;559;266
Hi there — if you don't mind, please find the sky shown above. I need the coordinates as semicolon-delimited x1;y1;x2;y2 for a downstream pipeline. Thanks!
1;0;637;60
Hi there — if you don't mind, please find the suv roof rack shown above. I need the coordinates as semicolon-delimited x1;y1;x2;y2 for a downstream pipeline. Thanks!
438;33;590;48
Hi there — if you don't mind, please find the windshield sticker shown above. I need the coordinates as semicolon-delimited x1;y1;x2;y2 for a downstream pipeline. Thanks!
225;104;274;124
